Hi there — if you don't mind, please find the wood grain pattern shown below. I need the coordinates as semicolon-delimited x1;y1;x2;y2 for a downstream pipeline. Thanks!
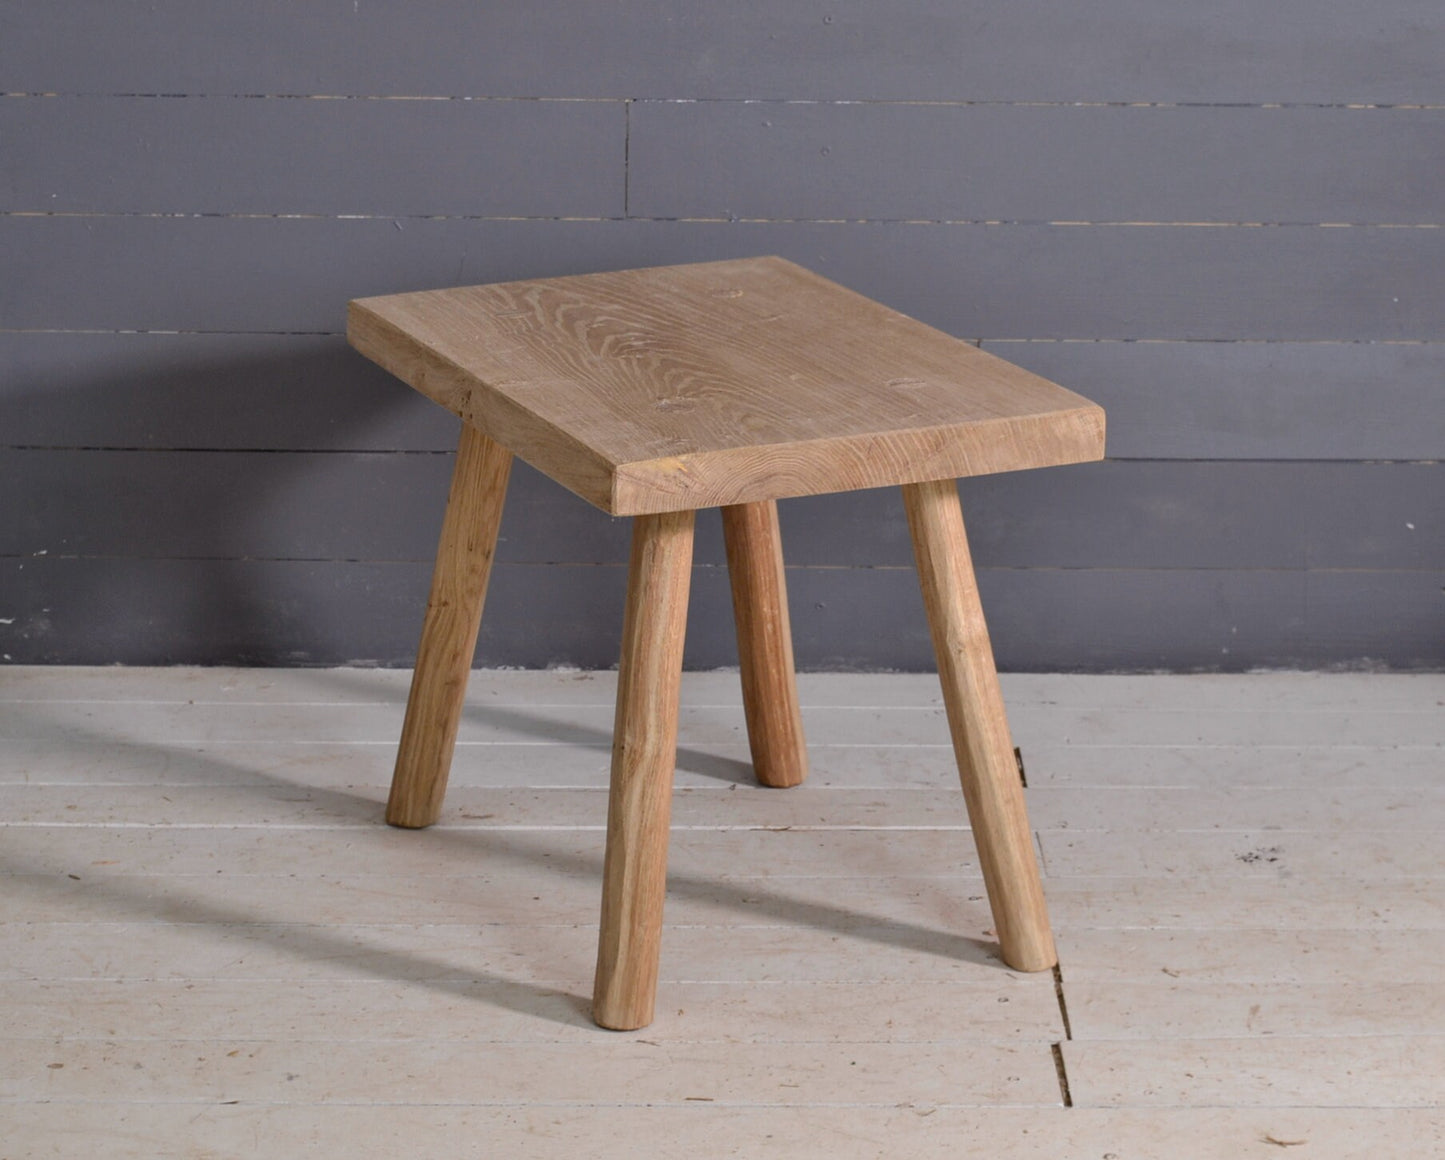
721;500;808;788
348;256;1105;515
385;423;512;828
593;509;695;1030
903;477;1056;972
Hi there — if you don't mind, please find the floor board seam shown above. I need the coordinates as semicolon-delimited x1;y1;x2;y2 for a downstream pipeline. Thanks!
1051;1042;1074;1107
1052;963;1074;1041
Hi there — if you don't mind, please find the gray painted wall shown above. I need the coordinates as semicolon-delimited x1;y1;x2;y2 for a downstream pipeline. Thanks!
3;2;1442;671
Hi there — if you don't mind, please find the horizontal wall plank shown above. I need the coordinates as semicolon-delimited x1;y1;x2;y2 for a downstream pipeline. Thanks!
8;333;1444;461
795;463;1443;571
0;450;615;563
5;452;1440;570
970;568;1444;673
0;217;645;334
20;452;1436;570
982;340;1445;460
6;2;1442;104
1301;571;1445;663
0;95;625;217
968;463;1442;570
0;332;457;451
630;103;1445;225
5;216;1443;341
4;557;1442;669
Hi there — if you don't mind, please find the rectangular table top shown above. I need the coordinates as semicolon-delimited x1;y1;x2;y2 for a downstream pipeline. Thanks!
349;256;1104;515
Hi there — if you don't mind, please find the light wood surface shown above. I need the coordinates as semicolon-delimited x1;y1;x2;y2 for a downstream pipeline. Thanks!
11;783;1440;834
8;977;1062;1044
4;666;1444;1155
1066;980;1444;1038
903;477;1056;972
592;509;695;1030
348;256;1105;515
10;665;1440;711
386;423;512;828
8;1106;1442;1160
721;500;808;788
1064;1037;1444;1108
16;694;1444;750
9;824;1443;889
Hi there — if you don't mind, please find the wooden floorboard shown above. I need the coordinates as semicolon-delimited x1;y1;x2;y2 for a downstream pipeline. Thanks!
8;869;1440;931
3;784;1441;830
6;698;1442;749
0;976;1063;1044
1066;981;1445;1038
1;667;1441;1155
4;1037;1062;1107
7;1105;1440;1160
1063;1037;1445;1108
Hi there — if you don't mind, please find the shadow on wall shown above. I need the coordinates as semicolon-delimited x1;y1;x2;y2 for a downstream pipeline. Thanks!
22;329;1429;671
1;331;951;670
0;333;779;668
2;334;452;666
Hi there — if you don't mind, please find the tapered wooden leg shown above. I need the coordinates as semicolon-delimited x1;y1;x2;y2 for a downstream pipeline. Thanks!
721;500;808;789
902;478;1057;972
593;509;695;1031
386;423;512;829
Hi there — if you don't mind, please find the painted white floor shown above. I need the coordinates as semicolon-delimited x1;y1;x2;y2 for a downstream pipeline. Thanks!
2;668;1442;1157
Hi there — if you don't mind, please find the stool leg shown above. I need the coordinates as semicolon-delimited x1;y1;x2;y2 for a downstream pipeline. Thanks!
902;478;1057;972
386;423;512;829
721;500;808;788
593;509;695;1030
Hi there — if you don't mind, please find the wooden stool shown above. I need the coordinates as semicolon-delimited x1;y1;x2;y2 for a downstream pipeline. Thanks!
348;256;1105;1031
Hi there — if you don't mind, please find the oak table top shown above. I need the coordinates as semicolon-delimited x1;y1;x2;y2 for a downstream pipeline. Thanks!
349;256;1105;516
